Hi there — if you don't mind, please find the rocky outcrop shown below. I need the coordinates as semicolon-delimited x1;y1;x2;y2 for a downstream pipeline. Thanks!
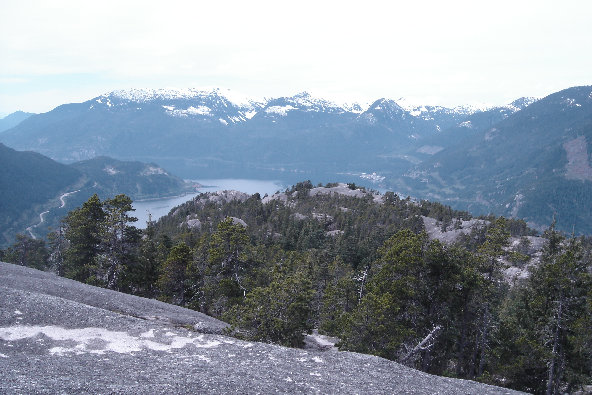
0;262;524;394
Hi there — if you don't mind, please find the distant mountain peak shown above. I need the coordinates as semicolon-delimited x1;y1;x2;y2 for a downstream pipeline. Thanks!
505;97;538;112
368;98;405;113
104;87;263;110
0;111;35;133
261;91;363;117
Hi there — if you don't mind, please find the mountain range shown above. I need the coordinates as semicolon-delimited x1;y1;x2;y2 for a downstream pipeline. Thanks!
1;86;590;233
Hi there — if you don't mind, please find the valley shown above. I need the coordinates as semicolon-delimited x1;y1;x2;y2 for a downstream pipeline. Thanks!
2;85;590;234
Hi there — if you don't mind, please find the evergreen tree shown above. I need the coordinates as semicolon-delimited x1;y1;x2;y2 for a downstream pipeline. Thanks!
340;229;428;360
101;194;140;290
494;227;592;393
157;242;192;304
3;234;49;270
224;268;314;347
62;194;105;283
125;221;161;297
472;218;510;378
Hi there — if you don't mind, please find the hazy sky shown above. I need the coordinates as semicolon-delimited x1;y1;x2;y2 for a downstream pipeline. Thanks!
1;0;591;115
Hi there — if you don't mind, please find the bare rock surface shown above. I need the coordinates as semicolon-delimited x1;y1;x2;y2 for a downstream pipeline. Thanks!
0;262;524;394
422;216;489;244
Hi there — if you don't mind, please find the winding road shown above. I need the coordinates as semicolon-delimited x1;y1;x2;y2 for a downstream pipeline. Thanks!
25;190;80;239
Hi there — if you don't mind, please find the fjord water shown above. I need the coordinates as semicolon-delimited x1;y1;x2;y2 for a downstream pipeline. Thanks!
132;179;285;228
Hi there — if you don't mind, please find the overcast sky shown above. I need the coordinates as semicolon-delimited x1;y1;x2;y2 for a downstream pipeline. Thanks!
1;0;591;116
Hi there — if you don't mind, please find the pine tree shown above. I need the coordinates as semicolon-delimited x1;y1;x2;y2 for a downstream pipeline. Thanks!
224;268;314;347
493;226;592;393
62;194;105;283
157;242;192;305
101;194;140;290
3;234;49;270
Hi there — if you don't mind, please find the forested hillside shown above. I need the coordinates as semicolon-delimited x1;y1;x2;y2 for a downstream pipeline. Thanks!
404;86;592;233
0;146;192;246
3;86;591;234
0;143;82;244
2;181;591;393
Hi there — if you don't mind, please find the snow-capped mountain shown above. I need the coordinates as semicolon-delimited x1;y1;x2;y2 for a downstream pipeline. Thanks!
358;98;467;139
258;91;362;119
0;86;540;169
92;87;265;125
4;85;591;234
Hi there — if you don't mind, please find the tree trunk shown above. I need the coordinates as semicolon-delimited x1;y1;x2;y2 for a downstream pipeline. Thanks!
546;300;563;395
478;304;490;377
456;307;470;377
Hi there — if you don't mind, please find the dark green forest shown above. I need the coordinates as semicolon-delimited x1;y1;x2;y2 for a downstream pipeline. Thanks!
2;181;591;394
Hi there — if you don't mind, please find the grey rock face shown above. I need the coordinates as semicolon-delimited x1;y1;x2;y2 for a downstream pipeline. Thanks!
0;262;524;394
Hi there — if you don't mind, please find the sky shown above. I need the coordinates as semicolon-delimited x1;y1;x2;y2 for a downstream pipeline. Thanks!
1;0;591;116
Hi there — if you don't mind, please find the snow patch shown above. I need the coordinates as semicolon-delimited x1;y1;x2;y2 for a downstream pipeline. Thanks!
109;87;262;110
265;105;297;116
562;97;581;108
139;329;155;338
0;326;221;355
171;106;212;117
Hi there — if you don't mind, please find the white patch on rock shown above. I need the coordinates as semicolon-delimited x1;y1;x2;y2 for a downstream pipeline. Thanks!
196;190;250;206
229;217;247;227
139;329;155;338
309;183;384;204
326;230;343;237
292;213;308;220
0;326;221;355
564;136;592;182
186;219;201;229
262;192;288;205
265;105;297;116
484;128;498;141
141;166;168;176
103;166;120;175
422;216;489;244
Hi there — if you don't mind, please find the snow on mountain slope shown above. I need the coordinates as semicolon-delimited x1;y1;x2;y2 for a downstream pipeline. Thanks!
260;92;362;118
94;87;265;124
107;87;262;109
